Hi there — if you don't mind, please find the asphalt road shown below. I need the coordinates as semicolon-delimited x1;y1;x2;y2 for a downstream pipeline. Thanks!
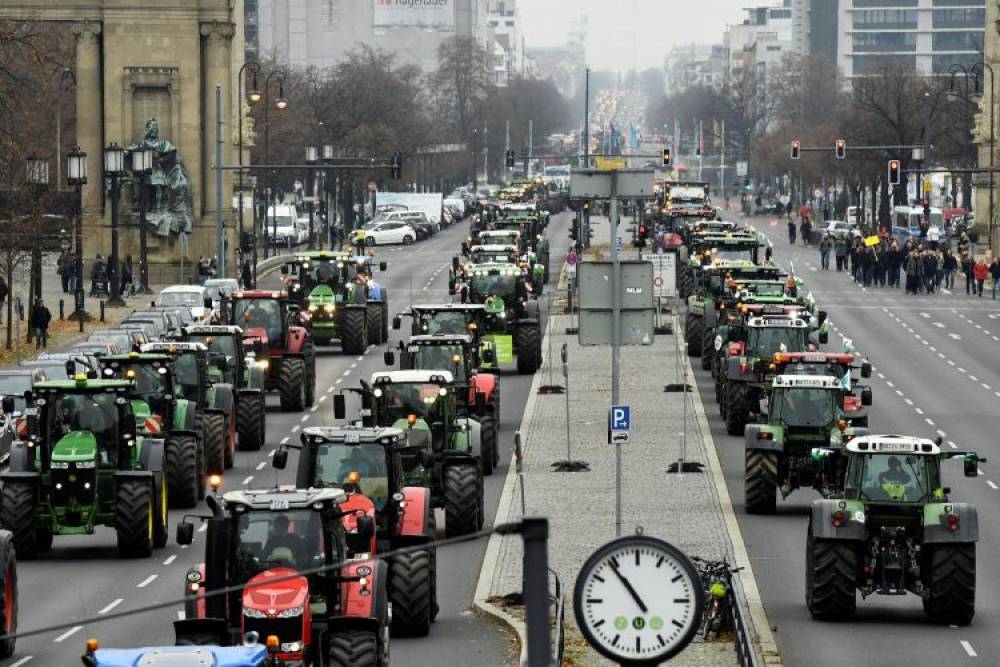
695;215;1000;666
3;210;573;666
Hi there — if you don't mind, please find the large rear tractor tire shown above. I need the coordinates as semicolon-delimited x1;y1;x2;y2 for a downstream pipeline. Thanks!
341;308;367;355
0;484;41;560
805;533;857;620
237;393;266;451
725;384;749;436
115;480;154;558
278;357;306;412
444;463;481;537
515;324;542;374
380;297;389;343
0;531;17;658
329;630;380;667
701;327;714;370
165;435;199;508
685;314;702;357
367;303;383;346
202;412;227;475
152;472;168;549
744;450;778;514
479;414;497;476
389;549;434;637
923;543;976;625
303;341;316;408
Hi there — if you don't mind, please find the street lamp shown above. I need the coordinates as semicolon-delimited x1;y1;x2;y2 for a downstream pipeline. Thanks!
261;69;288;267
248;70;262;105
238;62;261;283
132;146;154;294
104;142;126;306
25;156;49;335
67;146;89;329
306;145;318;249
950;62;996;251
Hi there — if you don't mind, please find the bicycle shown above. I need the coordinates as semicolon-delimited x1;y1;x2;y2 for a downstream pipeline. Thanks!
693;556;744;640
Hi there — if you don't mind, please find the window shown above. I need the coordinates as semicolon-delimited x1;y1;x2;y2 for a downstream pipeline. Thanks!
852;31;917;52
852;54;916;74
932;30;984;51
932;8;986;28
852;9;917;28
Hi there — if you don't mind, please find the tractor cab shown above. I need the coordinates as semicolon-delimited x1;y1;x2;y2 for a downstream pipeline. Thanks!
140;342;211;406
393;304;488;340
772;351;872;425
230;291;303;356
176;325;248;385
99;353;179;433
462;263;532;311
176;487;386;665
367;371;458;454
280;251;351;305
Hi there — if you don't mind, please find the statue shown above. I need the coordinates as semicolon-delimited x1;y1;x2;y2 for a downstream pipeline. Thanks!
127;118;194;236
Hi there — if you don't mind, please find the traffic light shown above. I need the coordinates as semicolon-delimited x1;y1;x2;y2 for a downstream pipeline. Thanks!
888;159;901;186
505;149;515;168
390;152;402;179
835;139;846;160
662;148;672;167
790;141;801;160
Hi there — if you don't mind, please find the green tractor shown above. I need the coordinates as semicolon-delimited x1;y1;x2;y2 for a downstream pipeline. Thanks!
744;374;871;514
678;231;771;300
458;263;542;374
805;435;984;624
334;370;485;536
98;352;206;508
141;342;237;473
175;325;267;452
0;377;168;558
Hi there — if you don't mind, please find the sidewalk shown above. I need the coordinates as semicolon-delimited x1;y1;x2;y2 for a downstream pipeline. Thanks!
476;217;771;665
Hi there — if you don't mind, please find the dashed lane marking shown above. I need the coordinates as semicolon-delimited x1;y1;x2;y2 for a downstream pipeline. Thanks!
197;523;207;532
268;449;276;458
310;405;318;412
163;554;177;566
350;362;358;369
292;425;300;433
885;381;894;388
904;398;913;405
326;387;334;393
948;440;958;449
242;476;253;486
342;370;351;377
280;437;289;445
256;461;267;471
98;598;124;615
356;356;364;361
319;395;327;402
136;575;157;588
988;481;999;490
335;378;343;384
960;640;977;657
53;626;83;643
937;430;947;438
300;414;309;422
10;656;33;667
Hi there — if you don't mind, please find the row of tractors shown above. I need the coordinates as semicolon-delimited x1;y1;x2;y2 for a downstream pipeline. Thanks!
671;204;984;625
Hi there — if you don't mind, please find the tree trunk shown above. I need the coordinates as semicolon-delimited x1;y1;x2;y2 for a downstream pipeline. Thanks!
879;177;891;231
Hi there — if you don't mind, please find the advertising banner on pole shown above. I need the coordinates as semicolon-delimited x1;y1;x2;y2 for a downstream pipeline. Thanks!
373;0;455;29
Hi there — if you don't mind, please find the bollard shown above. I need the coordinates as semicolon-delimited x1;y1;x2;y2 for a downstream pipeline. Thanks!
100;300;105;322
59;299;65;320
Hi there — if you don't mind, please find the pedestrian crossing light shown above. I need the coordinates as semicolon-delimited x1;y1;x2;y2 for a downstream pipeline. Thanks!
790;141;801;160
888;160;901;186
505;149;515;168
662;148;672;167
835;139;846;160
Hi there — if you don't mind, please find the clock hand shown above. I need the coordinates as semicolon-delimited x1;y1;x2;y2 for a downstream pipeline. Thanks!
610;562;648;613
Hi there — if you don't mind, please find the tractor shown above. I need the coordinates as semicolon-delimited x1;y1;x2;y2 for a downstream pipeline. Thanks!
450;243;519;293
491;216;550;285
99;352;206;507
276;425;439;637
176;486;389;666
383;334;500;474
743;374;871;514
176;325;268;452
334;370;484;536
678;231;771;300
228;290;316;411
280;251;389;350
770;351;873;427
458;263;542;374
805;435;983;625
0;530;16;659
0;377;168;558
83;641;279;667
141;341;237;474
392;304;498;372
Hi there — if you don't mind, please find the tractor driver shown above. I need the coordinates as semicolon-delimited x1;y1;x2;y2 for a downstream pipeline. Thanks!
263;514;305;567
878;456;912;485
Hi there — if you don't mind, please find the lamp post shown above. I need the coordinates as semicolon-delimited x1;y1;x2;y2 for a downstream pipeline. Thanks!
322;144;337;249
104;142;126;306
238;62;261;275
25;156;49;341
55;67;74;192
950;62;996;251
262;69;288;260
306;145;318;249
132;146;154;294
67;146;88;330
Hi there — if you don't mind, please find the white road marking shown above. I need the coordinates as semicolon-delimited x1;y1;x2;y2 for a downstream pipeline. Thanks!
198;523;208;532
949;333;962;340
99;598;124;614
948;360;956;366
136;574;158;588
937;430;947;438
969;375;979;382
958;368;967;374
914;407;924;415
256;461;267;471
319;395;327;402
335;378;343;384
326;387;334;393
948;440;958;449
920;312;930;318
300;414;310;422
342;370;351;377
924;418;934;425
10;657;33;667
988;481;998;490
937;352;946;359
310;405;318;412
960;640;977;657
885;381;894;388
896;389;904;396
268;449;276;457
983;383;991;390
53;626;83;643
280;437;289;445
904;398;913;405
177;611;186;620
350;362;358;369
292;425;300;432
933;322;944;328
242;476;253;485
356;356;363;361
929;346;937;352
162;554;177;566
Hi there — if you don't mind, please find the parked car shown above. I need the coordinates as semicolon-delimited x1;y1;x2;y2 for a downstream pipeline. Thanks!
818;220;861;242
70;340;120;357
0;369;46;465
117;320;160;341
156;285;210;321
356;221;418;246
88;329;142;353
266;204;302;246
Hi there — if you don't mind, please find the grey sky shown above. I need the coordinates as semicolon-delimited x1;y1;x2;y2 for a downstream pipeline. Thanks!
519;0;746;71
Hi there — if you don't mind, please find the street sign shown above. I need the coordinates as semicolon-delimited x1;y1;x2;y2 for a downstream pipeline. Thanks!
610;431;630;444
566;251;577;266
923;181;933;193
651;251;676;298
609;405;631;445
615;237;623;251
578;260;655;346
736;161;748;177
570;169;657;199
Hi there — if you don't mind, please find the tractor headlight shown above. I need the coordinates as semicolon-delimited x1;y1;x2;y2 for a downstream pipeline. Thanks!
243;607;268;618
323;304;335;314
281;641;304;652
308;304;319;313
258;359;269;370
74;460;96;469
50;462;70;469
276;606;304;618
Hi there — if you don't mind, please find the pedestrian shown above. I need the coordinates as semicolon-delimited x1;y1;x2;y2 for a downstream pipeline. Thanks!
800;216;812;246
820;235;833;270
67;258;78;295
0;275;7;324
121;255;134;296
862;246;875;287
962;254;976;295
974;258;989;298
875;242;888;287
241;259;253;289
905;251;921;294
887;241;903;288
30;299;51;349
922;250;938;294
990;256;1000;299
958;233;971;263
834;235;848;271
57;250;70;293
787;219;797;244
942;249;957;290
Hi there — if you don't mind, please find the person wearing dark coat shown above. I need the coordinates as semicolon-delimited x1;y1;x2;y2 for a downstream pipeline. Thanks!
30;299;51;349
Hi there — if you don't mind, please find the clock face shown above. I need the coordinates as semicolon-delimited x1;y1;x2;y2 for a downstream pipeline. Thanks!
574;536;703;664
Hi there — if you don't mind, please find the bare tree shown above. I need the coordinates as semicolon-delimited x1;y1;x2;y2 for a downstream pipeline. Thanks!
431;36;490;141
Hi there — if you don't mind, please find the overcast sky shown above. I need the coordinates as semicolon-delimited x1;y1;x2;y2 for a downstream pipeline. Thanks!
518;0;746;71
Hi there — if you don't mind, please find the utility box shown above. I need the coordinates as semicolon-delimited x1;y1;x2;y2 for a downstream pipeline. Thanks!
578;260;655;346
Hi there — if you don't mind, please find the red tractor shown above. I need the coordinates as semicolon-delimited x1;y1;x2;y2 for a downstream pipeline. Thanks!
176;485;389;666
228;290;316;412
769;351;873;427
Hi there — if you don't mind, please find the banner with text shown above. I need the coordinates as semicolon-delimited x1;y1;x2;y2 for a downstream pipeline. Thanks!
373;0;454;29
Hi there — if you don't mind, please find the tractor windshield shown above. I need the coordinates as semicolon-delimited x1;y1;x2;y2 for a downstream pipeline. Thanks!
235;509;323;578
711;246;755;262
171;354;201;402
421;312;472;335
305;261;340;290
777;388;836;427
412;345;466;382
194;336;238;383
378;382;446;422
481;233;519;247
860;454;932;503
234;299;283;343
749;326;807;358
311;443;390;510
471;272;517;301
121;364;168;412
49;392;121;461
745;283;786;297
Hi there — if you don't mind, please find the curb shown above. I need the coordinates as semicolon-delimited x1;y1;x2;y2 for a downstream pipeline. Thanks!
681;325;783;665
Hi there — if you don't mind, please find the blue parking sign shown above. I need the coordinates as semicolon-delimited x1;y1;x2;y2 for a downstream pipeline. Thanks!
609;405;631;432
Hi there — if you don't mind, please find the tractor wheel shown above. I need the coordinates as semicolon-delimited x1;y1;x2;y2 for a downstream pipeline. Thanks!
367;303;383;346
153;472;168;549
341;308;367;355
479;414;497;476
165;435;199;508
380;297;389;343
389;549;434;637
329;630;380;667
805;533;857;620
515;324;542;374
202;412;227;475
223;413;236;470
278;357;306;412
303;341;316;408
443;463;481;537
923;543;976;625
685;314;702;357
237;393;266;451
718;383;728;417
701;327;714;370
744;450;778;514
0;484;40;560
725;384;749;436
115;479;154;558
0;531;17;658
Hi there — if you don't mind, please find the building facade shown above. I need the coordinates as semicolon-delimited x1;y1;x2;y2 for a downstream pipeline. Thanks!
663;44;727;93
723;1;800;89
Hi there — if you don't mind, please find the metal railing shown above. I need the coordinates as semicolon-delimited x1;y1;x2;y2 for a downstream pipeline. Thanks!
728;574;759;667
549;567;565;665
